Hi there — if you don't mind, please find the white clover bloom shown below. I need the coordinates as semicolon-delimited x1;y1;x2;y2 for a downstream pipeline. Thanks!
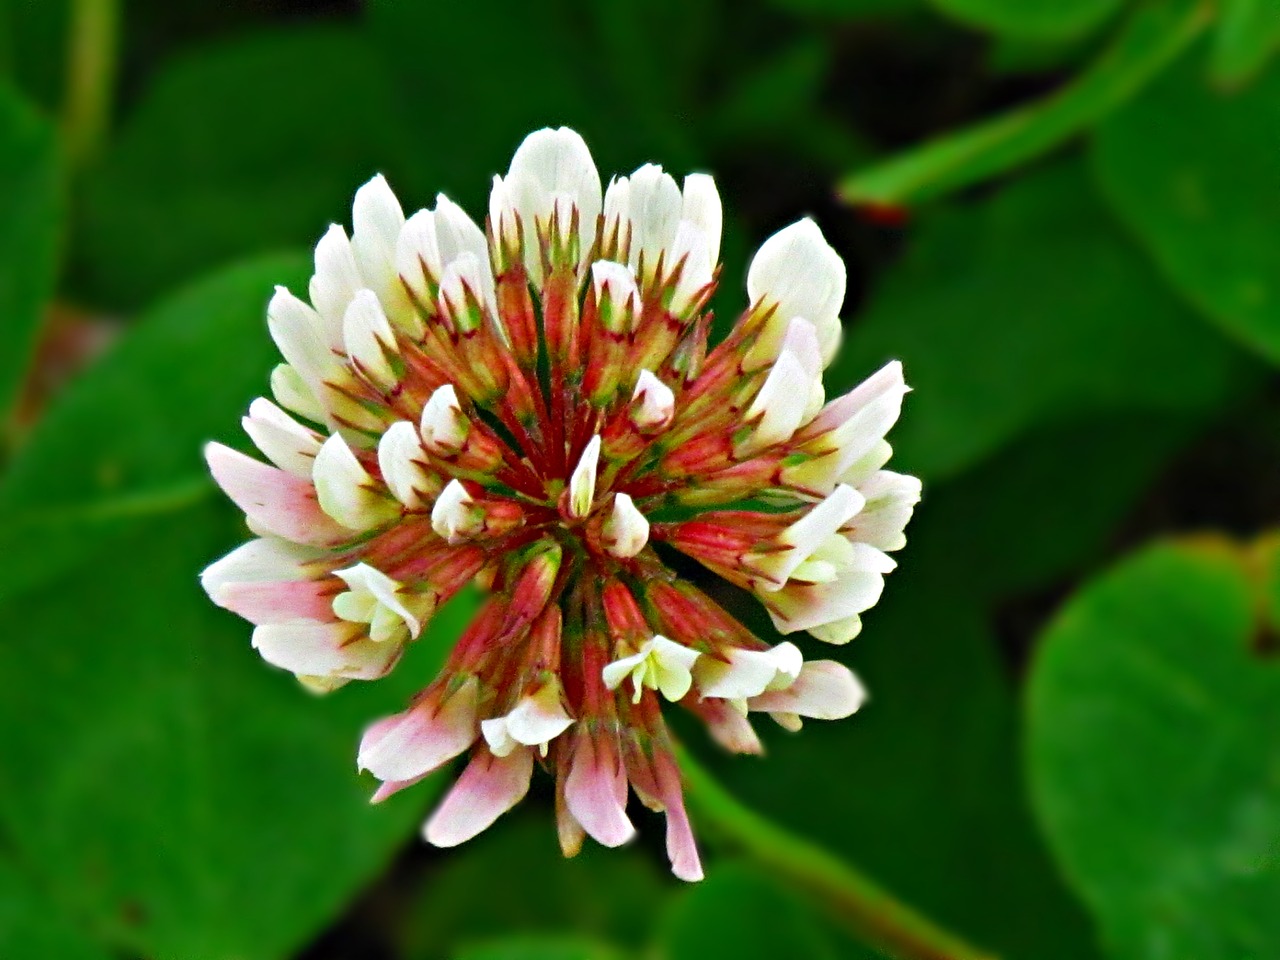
201;127;919;883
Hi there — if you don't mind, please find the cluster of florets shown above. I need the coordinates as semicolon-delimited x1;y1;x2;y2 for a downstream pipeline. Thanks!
201;128;919;880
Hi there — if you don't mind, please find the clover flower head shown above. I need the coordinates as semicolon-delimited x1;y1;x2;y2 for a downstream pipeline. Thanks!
201;127;920;880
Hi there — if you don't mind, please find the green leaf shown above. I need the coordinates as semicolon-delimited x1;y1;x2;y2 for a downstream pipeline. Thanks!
0;253;307;601
762;0;922;17
838;1;1211;207
76;28;423;309
455;936;628;960
0;82;61;422
659;863;841;960
366;0;691;197
929;0;1120;40
1027;542;1280;959
2;252;304;505
836;158;1252;480
704;578;1100;960
909;412;1201;601
0;855;111;960
1093;50;1280;365
400;811;670;959
0;503;469;960
1208;0;1280;89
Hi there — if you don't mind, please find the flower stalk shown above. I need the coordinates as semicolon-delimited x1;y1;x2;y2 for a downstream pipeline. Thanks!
678;747;999;960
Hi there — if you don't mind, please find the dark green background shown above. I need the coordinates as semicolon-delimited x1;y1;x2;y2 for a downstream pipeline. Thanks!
1;1;1278;958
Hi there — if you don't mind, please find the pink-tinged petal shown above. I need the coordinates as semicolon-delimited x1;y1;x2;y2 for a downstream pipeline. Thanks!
200;537;322;596
501;679;575;749
565;733;635;848
654;752;703;882
694;643;802;700
369;771;429;804
358;678;479;781
700;700;764;755
252;621;399;681
556;788;587;858
214;579;333;625
204;442;350;545
749;660;867;719
424;747;534;847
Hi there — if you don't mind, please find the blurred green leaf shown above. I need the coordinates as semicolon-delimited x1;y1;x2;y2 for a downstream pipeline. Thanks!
705;580;1100;960
367;0;693;198
910;412;1200;601
0;254;306;601
1;252;303;503
401;811;670;958
659;862;841;960
0;855;111;960
0;479;210;605
0;503;468;960
455;935;627;960
1208;0;1280;89
0;82;61;422
1093;51;1280;365
0;0;70;112
929;0;1120;40
838;1;1210;207
764;0;921;15
76;27;421;309
1027;541;1280;959
837;159;1251;480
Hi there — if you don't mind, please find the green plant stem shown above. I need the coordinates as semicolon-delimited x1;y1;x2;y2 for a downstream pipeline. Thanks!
678;747;998;960
62;0;119;169
837;0;1212;208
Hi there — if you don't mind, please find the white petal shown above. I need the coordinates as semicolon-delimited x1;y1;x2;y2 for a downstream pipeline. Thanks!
694;643;802;700
269;363;325;424
807;615;863;645
252;621;398;681
590;259;641;331
489;174;520;250
268;286;341;382
434;195;499;320
242;398;322;477
396;208;442;303
309;224;363;342
333;561;421;637
312;434;398;531
342;289;399;388
504;684;574;748
602;493;649;558
756;484;865;589
567;435;601;519
200;536;320;598
647;636;701;702
669;220;712;313
681;173;722;273
437;250;488;328
630;370;675;432
420;384;469;454
377;421;432;508
625;164;682;273
351;174;406;298
850;470;922;552
480;716;519;758
431;479;478;543
506;127;602;267
740;347;813;454
601;649;648;691
747;218;846;366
